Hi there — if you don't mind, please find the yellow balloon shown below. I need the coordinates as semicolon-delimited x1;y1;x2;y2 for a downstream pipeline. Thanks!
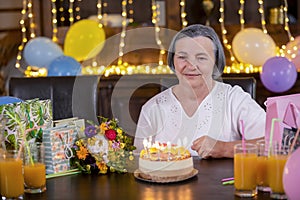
64;19;106;61
232;28;276;66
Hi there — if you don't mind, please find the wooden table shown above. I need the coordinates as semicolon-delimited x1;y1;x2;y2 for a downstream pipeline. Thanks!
24;157;272;200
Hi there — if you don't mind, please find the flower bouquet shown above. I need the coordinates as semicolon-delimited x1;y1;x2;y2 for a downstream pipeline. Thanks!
71;117;136;174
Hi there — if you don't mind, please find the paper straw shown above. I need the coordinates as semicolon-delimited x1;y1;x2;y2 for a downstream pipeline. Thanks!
18;125;46;164
289;128;300;154
240;120;246;153
222;180;234;185
17;126;27;160
268;118;281;157
221;177;234;182
18;131;34;165
46;169;81;179
2;142;5;151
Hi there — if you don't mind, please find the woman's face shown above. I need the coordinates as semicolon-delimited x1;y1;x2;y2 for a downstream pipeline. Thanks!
173;36;216;87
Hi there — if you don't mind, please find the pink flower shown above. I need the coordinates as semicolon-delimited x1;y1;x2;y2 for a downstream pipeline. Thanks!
105;129;117;140
112;141;120;149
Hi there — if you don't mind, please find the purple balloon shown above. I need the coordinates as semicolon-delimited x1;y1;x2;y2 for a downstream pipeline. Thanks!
260;56;297;93
283;147;300;200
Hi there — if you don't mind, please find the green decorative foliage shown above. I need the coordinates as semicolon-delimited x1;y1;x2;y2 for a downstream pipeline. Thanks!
0;98;52;150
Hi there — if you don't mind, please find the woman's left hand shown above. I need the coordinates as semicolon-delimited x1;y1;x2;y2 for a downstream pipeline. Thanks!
191;135;228;159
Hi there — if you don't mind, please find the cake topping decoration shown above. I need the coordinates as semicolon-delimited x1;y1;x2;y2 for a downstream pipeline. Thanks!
141;137;190;161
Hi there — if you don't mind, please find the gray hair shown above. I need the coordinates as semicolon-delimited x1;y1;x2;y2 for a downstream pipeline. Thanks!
167;24;226;79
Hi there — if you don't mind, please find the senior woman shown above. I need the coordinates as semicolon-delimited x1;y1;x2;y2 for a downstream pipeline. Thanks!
134;24;265;158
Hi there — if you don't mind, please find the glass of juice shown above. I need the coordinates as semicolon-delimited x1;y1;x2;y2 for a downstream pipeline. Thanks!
256;139;270;192
268;145;289;199
24;142;46;193
0;150;24;199
234;143;258;197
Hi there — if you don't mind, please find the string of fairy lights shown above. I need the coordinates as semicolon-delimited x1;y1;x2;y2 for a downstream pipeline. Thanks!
238;0;245;30
27;0;35;38
280;0;296;58
128;0;134;24
102;0;108;26
88;0;103;69
219;0;242;74
59;0;65;24
75;0;82;21
16;0;298;77
51;0;58;43
15;0;28;70
117;0;127;65
93;0;170;76
152;0;166;66
68;0;74;25
282;0;293;41
180;0;188;28
258;0;267;33
16;0;37;72
222;0;295;73
224;0;257;73
97;0;103;27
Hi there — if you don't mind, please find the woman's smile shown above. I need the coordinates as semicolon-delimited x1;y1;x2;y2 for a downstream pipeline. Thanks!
183;73;201;77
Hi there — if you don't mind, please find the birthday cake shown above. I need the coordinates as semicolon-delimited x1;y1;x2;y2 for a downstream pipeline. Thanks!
138;142;194;181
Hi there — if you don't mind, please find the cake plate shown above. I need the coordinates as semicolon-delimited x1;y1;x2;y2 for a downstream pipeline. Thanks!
134;168;198;183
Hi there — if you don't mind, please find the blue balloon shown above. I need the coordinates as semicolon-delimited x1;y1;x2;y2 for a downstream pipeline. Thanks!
24;37;63;67
260;56;298;93
47;55;82;76
0;96;23;106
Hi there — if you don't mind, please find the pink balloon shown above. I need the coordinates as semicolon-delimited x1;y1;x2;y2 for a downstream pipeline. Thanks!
291;56;300;71
283;147;300;200
285;36;300;70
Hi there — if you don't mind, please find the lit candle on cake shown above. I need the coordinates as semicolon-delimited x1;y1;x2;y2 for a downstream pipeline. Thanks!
143;138;148;148
148;136;152;144
155;141;162;160
167;141;171;148
167;141;171;161
177;139;182;158
147;136;152;157
143;138;148;158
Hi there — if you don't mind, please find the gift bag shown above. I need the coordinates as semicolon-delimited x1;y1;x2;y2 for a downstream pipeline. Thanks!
282;102;300;151
265;93;300;151
0;98;52;149
43;124;78;174
53;117;85;138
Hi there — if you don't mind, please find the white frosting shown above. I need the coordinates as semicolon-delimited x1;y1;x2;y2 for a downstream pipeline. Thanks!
139;157;193;177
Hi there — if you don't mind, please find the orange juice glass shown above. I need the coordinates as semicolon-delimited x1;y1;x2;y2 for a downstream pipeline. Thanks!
0;151;24;199
24;163;46;188
234;143;258;197
24;142;46;193
268;148;288;199
256;139;270;192
257;156;269;187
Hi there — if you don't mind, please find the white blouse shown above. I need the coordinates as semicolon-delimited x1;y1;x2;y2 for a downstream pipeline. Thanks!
134;81;266;156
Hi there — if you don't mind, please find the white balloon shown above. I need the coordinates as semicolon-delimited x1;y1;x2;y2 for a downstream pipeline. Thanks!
232;28;276;66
